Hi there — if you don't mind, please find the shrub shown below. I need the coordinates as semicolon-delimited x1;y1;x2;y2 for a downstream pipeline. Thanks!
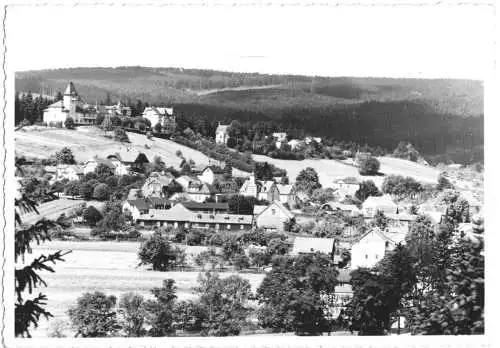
358;156;380;175
138;233;186;271
83;205;102;227
64;117;75;129
67;292;119;337
93;183;110;201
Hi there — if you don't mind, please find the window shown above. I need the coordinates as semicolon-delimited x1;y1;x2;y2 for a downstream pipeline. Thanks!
272;209;276;215
375;255;378;259
365;254;368;259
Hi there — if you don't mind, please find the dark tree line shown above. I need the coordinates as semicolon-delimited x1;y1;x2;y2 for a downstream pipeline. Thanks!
15;92;54;126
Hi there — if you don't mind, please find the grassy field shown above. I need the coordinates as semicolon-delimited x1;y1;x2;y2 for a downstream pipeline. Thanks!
25;241;266;337
15;126;210;166
21;198;104;225
252;154;440;188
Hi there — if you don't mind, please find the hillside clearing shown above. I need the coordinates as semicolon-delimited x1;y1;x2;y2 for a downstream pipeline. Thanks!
15;126;210;166
252;154;440;188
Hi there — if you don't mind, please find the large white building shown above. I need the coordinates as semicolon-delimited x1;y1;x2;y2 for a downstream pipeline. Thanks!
215;123;230;145
142;107;175;129
43;82;97;126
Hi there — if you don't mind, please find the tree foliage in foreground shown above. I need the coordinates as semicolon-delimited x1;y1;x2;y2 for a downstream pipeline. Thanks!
257;253;338;335
67;292;119;337
138;233;186;271
15;176;70;337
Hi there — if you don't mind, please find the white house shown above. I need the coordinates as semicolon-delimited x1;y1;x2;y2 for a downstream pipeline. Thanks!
257;181;280;202
55;164;84;182
239;174;259;198
83;157;116;175
197;166;226;185
332;177;361;196
276;184;298;208
287;139;304;151
215;124;230;145
320;201;361;217
175;175;200;191
362;195;398;217
305;136;322;145
142;107;175;129
253;201;294;231
186;182;216;203
350;228;398;269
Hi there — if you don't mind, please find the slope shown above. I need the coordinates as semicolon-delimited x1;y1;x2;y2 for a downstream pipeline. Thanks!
15;126;210;166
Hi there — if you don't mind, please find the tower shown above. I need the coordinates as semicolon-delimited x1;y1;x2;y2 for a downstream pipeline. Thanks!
63;81;78;114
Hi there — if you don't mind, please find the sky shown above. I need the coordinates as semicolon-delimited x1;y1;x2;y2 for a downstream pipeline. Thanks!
5;2;496;79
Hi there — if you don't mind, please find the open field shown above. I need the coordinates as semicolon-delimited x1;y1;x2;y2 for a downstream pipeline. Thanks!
252;154;440;188
25;241;266;337
15;126;210;167
20;198;104;225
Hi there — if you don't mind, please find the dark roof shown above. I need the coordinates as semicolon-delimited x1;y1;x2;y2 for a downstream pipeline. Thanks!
182;202;229;211
126;197;172;210
64;82;77;96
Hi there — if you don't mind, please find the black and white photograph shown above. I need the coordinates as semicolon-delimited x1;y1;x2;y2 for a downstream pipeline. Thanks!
1;1;496;346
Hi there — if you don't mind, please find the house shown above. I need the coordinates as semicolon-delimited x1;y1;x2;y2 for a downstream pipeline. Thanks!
291;237;335;256
257;181;280;202
127;188;142;200
142;107;175;130
175;175;200;191
197;165;227;185
104;101;132;117
215;123;230;145
186;182;216;203
350;228;400;269
362;195;398;217
332;177;361;196
43;82;97;126
137;203;252;230
384;213;418;234
320;201;361;217
123;197;172;221
83;157;116;175
304;136;322;145
56;164;84;182
287;139;304;151
239;174;259;198
272;132;287;149
107;151;149;173
276;184;298;208
107;156;130;176
253;201;294;232
418;203;447;225
142;172;175;197
332;187;355;201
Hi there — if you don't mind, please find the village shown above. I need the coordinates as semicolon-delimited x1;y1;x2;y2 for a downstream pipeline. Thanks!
15;81;485;338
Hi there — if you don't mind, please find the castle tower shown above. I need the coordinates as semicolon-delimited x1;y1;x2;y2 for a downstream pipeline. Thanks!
63;81;78;114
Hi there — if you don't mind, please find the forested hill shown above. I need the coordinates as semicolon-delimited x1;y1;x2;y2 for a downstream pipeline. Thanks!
15;67;484;163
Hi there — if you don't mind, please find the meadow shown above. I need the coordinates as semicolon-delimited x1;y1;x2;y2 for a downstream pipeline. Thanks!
26;241;266;337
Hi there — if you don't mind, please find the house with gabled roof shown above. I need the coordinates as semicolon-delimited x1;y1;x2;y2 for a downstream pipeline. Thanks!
83;157;116;175
276;184;298;208
362;195;398;217
215;123;230;145
142;172;175;197
197;165;227;185
107;151;149;173
123;197;172;221
142;106;175;129
350;228;401;269
239;174;259;198
186;182;217;203
332;177;361;196
253;201;294;232
257;181;280;202
56;164;84;182
175;175;200;191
